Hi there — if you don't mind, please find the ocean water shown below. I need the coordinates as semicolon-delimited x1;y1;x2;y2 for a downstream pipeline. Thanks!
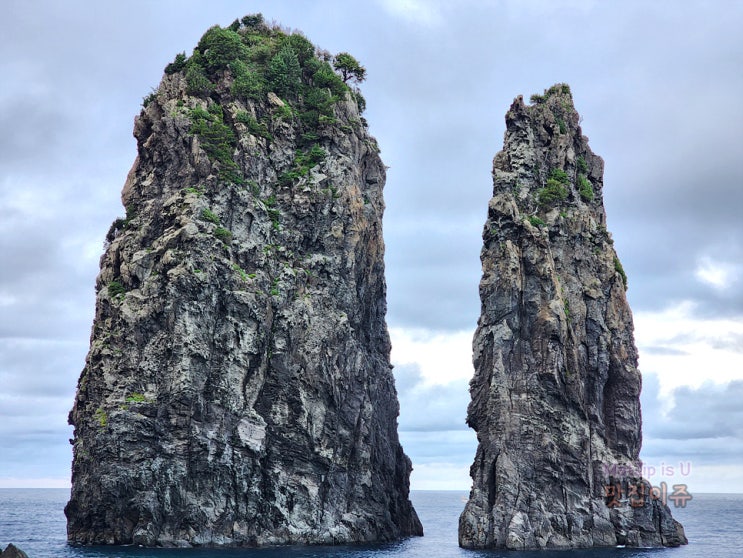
0;490;740;557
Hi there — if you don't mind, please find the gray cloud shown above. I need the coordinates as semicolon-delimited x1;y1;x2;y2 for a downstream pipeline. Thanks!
1;0;742;486
368;0;743;328
641;346;691;357
393;363;477;472
395;364;471;432
400;430;477;465
709;334;743;354
0;98;70;171
640;330;743;357
641;375;743;467
386;222;484;331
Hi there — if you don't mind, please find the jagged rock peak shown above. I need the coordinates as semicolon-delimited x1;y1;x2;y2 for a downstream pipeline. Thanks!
1;544;30;558
458;84;686;549
65;14;422;546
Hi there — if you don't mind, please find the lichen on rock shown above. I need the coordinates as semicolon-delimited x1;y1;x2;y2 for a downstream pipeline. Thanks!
458;84;687;549
65;14;421;546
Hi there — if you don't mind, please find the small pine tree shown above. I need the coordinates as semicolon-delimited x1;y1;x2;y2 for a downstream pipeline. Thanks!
286;33;315;66
268;45;302;98
230;60;265;100
197;26;248;73
333;52;366;83
241;14;264;28
185;62;214;96
312;62;347;96
164;52;187;75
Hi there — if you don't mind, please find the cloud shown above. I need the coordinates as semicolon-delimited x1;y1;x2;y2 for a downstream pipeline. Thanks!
393;363;477;490
408;463;472;491
377;0;445;27
695;257;740;291
0;198;101;341
394;364;470;432
0;393;74;481
0;97;70;172
0;337;80;481
641;346;690;357
1;0;742;492
641;374;743;493
635;302;743;392
390;328;474;384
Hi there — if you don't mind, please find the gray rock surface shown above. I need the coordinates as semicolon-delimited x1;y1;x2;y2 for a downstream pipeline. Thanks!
458;85;687;549
65;18;421;547
1;544;30;558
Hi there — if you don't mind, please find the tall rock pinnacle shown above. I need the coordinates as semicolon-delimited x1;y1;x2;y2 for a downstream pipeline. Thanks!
458;85;687;549
65;15;421;546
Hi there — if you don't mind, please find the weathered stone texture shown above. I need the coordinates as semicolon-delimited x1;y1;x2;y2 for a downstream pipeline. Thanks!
459;85;686;549
66;22;420;547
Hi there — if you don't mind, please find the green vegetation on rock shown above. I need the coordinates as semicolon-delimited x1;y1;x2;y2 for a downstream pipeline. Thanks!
279;145;328;185
200;208;221;224
160;14;369;188
578;174;594;202
232;263;249;281
107;281;126;298
198;26;249;73
614;256;628;290
185;62;214;96
189;105;241;183
267;44;302;98
230;60;265;100
333;52;366;83
94;407;108;428
528;215;546;227
537;168;570;207
529;83;572;104
164;52;187;75
235;111;272;140
214;227;233;244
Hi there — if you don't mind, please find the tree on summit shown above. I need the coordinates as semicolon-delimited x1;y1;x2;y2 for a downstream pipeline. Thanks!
268;44;302;98
333;52;366;83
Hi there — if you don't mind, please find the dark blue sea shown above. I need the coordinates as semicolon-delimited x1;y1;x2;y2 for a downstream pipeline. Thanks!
0;490;739;557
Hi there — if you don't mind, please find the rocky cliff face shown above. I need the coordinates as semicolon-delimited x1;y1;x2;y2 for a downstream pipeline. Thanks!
459;85;686;549
66;16;421;546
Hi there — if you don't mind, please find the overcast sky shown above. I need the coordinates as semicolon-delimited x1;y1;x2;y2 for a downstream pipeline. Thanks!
1;0;742;497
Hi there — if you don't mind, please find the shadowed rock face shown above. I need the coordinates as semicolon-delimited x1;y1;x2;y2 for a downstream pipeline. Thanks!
1;544;30;558
65;17;421;547
459;85;686;550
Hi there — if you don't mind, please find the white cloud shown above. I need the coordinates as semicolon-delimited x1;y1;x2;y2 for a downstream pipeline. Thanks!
695;256;739;290
682;464;743;494
410;462;473;491
635;301;743;398
390;327;474;385
642;449;743;495
377;0;445;27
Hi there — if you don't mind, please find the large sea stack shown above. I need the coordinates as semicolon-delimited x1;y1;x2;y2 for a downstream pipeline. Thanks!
66;15;421;546
459;85;686;549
